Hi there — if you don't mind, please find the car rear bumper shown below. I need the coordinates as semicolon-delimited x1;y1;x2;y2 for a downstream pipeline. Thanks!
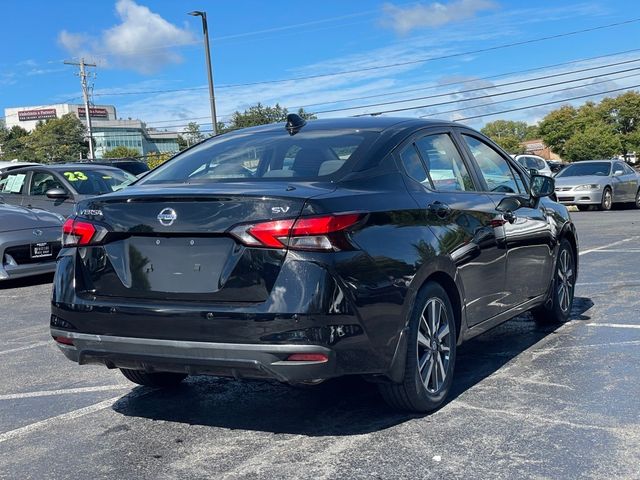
0;228;60;280
51;328;336;383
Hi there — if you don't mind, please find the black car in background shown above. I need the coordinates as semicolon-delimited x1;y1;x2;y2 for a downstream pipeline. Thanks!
51;116;577;412
0;163;135;217
77;158;150;176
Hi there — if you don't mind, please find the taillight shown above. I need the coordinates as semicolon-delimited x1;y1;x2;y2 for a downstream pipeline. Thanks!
229;213;363;251
62;218;105;247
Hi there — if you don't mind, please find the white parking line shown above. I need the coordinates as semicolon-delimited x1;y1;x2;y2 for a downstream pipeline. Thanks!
583;249;640;253
0;396;122;444
0;341;50;356
0;385;129;401
579;236;640;255
587;323;640;330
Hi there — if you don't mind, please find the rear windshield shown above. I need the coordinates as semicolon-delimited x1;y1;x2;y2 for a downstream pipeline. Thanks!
61;169;136;194
139;128;378;184
557;162;611;177
519;156;546;170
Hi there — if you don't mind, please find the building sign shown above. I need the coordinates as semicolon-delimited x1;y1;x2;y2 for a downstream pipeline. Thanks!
77;107;109;118
17;108;57;121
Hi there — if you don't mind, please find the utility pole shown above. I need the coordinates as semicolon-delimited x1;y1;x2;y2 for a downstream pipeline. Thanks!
189;11;218;135
64;58;96;159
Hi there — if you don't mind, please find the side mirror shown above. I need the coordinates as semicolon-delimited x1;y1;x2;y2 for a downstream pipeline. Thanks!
613;169;624;176
46;188;69;199
530;174;554;198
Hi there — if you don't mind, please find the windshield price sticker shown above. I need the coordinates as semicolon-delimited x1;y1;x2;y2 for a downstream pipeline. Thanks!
63;171;89;182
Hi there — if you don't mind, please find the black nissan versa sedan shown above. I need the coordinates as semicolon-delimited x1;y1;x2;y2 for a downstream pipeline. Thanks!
51;116;578;412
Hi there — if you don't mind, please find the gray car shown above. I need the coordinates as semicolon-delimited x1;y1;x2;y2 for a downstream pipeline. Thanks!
554;160;640;210
0;202;62;281
0;163;135;217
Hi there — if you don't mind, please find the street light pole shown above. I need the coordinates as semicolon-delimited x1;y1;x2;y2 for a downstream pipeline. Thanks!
189;10;218;136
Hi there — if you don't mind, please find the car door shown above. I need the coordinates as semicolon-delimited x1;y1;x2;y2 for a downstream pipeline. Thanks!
458;130;555;310
613;162;635;201
397;128;510;326
622;162;640;200
24;170;76;216
0;170;29;207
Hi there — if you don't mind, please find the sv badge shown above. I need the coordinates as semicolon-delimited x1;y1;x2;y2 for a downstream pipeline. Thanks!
271;206;290;214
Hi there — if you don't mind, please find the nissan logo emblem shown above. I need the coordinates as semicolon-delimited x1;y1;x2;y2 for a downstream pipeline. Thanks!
157;208;177;227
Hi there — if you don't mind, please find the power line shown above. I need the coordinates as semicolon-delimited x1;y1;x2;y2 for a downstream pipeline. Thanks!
420;71;640;118
69;17;640;95
452;83;640;121
350;65;640;116
315;58;640;115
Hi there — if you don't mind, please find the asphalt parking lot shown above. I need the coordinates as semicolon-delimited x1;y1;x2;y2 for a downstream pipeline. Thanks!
1;209;639;479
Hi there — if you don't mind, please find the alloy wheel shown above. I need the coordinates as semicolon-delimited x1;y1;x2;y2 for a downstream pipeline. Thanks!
556;248;574;314
416;298;452;393
603;189;612;210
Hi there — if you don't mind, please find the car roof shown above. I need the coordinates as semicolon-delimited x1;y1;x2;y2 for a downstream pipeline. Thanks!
217;117;458;136
12;163;126;171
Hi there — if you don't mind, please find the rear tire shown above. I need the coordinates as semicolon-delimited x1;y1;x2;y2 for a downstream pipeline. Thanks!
634;189;640;209
532;239;575;324
378;282;457;413
120;369;187;387
598;187;612;211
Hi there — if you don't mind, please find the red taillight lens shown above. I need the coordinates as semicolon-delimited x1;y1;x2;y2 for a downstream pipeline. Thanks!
53;336;74;346
62;218;97;247
229;213;363;251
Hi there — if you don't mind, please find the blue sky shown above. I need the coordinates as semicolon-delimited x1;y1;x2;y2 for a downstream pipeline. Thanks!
2;0;640;132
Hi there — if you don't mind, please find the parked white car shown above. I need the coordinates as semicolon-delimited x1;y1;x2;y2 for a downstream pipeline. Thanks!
512;155;553;177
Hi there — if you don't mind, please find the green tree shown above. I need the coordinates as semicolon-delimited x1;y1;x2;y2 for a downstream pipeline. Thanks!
598;91;640;159
103;145;139;158
25;113;88;162
538;105;579;158
563;123;621;162
0;125;33;161
184;121;205;145
492;135;525;154
222;103;317;132
481;120;531;141
145;151;173;169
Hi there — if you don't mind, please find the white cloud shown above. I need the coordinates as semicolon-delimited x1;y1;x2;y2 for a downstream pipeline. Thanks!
58;0;195;74
381;0;497;34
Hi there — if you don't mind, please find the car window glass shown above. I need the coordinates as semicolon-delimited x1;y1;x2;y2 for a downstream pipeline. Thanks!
462;135;521;194
415;133;476;191
623;163;635;174
0;173;27;194
399;144;431;187
141;129;378;183
613;162;625;174
511;165;528;193
556;162;611;177
30;172;65;196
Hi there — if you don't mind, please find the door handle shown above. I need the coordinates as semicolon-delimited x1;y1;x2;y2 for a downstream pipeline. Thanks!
427;201;451;219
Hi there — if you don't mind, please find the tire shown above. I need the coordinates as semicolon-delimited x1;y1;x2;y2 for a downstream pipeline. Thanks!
378;282;457;413
532;239;576;324
634;189;640;209
576;205;590;211
120;368;187;387
598;187;612;211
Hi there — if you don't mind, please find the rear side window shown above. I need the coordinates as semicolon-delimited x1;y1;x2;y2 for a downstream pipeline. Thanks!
415;134;476;192
0;173;27;194
140;128;378;184
399;144;431;186
463;135;522;194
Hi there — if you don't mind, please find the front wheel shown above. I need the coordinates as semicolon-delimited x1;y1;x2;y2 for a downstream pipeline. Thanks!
599;187;612;211
378;282;457;413
120;369;187;387
532;239;576;324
